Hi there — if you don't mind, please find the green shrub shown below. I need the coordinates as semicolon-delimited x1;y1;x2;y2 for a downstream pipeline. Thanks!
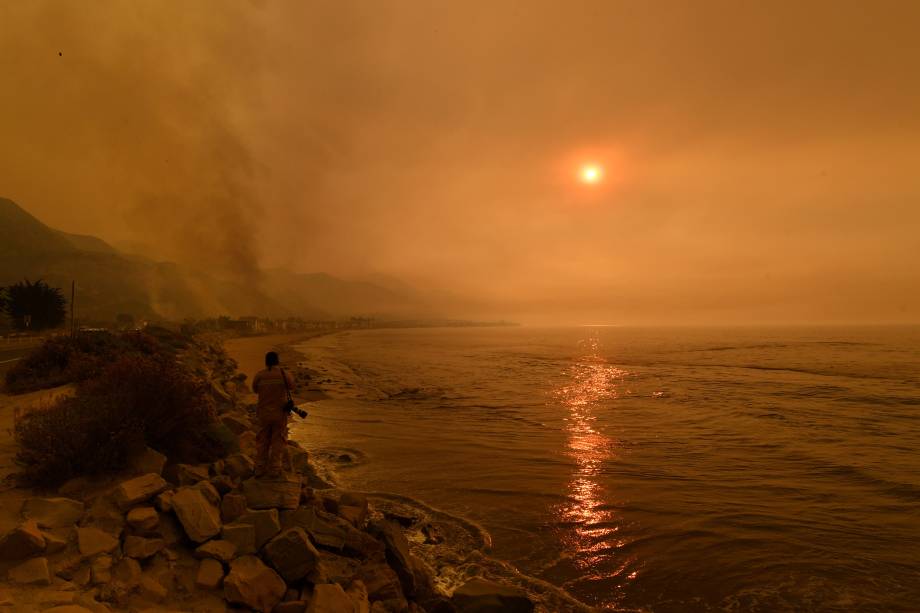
14;352;220;486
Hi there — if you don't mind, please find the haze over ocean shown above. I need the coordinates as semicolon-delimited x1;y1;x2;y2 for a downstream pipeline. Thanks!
293;326;920;612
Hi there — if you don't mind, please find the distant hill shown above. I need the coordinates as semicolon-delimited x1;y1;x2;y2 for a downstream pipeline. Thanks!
0;198;427;323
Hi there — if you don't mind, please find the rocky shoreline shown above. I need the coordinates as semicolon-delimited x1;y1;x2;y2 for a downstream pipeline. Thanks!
0;335;541;613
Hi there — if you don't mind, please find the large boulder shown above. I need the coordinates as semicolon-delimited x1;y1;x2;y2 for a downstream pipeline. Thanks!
262;527;320;582
0;519;46;560
123;536;165;559
358;562;405;602
221;522;257;555
281;507;345;551
224;454;255;480
76;526;119;557
221;492;247;523
114;473;169;510
237;508;281;549
242;476;302;510
21;497;84;528
451;579;534;613
172;486;222;543
223;555;286;612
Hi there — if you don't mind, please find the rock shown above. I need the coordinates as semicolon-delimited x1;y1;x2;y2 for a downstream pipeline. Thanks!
81;496;125;535
8;556;51;585
358;562;405;602
210;474;235;495
139;574;168;602
281;507;345;551
339;505;367;527
90;556;112;584
237;508;281;549
128;447;167;476
223;555;286;612
43;531;68;553
168;463;210;486
71;565;91;587
35;590;78;607
242;475;302;510
194;480;221;506
262;527;320;582
44;607;94;613
57;476;91;497
126;507;159;532
0;519;46;559
221;414;250;435
346;580;371;613
275;602;307;613
195;558;224;590
155;491;174;513
113;557;141;588
114;473;168;510
53;554;85;580
194;539;236;564
318;550;361;585
153;513;184;546
76;527;119;557
224;453;255;480
172;486;222;543
123;535;165;559
451;579;534;613
22;497;84;528
371;521;415;596
308;583;356;613
221;492;247;523
288;446;311;474
221;522;257;555
340;492;367;509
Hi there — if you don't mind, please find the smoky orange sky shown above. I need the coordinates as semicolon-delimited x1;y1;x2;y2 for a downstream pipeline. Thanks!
2;1;919;324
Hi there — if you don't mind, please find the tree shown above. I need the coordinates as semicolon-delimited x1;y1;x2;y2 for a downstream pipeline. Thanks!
0;279;67;331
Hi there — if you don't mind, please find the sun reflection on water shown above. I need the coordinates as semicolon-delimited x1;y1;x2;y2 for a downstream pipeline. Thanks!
553;335;632;577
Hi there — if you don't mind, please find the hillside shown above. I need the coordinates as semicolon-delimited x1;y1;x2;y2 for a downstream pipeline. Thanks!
0;198;426;323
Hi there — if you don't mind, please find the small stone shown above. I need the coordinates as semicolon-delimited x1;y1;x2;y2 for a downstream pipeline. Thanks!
220;492;247;523
194;539;237;564
241;475;301;510
126;507;159;532
114;473;168;510
21;497;84;528
223;555;285;612
221;522;256;555
262;527;320;582
195;558;224;590
76;527;118;557
90;556;112;585
155;491;174;512
9;556;51;585
0;519;46;560
123;535;165;559
172;486;222;543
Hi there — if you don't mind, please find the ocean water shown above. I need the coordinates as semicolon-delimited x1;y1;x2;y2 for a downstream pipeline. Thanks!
289;326;920;612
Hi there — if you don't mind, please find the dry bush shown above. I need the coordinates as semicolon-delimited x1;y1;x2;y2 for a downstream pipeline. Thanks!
14;352;221;486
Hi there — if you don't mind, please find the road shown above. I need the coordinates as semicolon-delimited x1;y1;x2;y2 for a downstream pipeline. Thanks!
0;345;37;378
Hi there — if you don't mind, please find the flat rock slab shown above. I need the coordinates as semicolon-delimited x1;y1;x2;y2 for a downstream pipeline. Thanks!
76;526;119;557
224;555;286;612
21;497;84;528
242;476;302;510
114;473;169;510
452;578;535;613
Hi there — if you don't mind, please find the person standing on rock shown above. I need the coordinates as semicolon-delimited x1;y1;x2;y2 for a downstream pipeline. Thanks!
251;351;295;478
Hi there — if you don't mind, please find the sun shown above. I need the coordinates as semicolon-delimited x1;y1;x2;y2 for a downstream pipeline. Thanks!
580;164;602;184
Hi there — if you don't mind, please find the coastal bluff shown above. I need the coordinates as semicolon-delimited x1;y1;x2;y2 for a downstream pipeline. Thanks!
0;334;537;613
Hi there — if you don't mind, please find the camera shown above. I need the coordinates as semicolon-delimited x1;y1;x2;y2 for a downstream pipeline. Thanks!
284;400;309;419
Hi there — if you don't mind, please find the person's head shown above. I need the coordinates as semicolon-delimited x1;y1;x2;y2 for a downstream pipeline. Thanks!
265;351;280;369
